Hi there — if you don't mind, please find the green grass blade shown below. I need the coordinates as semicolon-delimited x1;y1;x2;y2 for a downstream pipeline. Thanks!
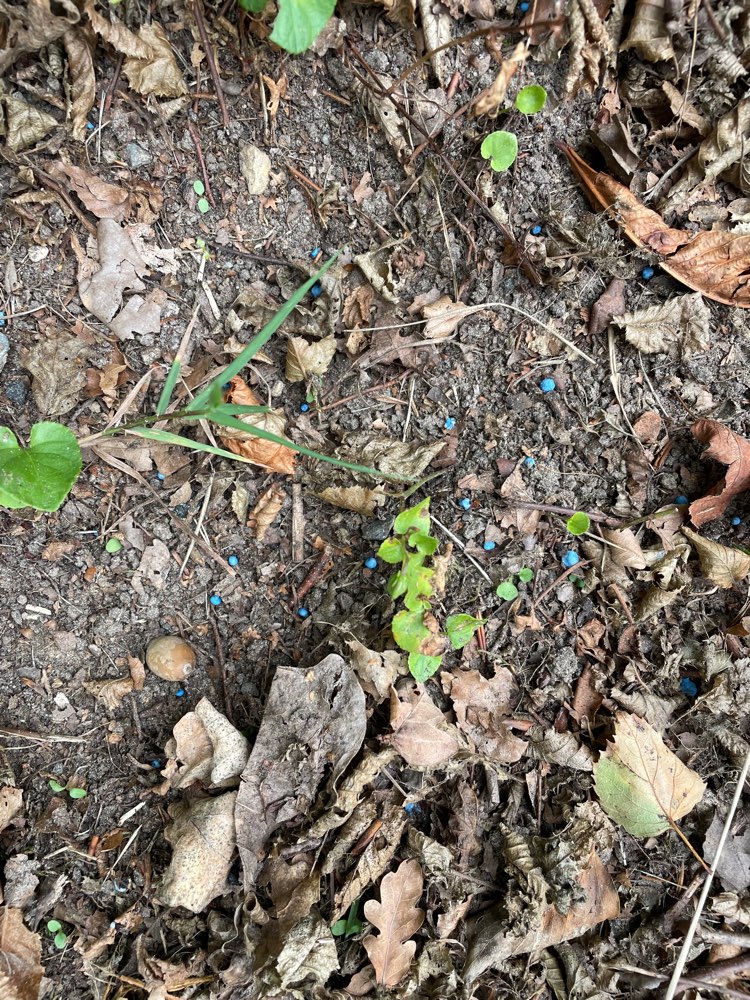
156;358;181;416
186;253;339;414
209;403;271;416
125;427;267;466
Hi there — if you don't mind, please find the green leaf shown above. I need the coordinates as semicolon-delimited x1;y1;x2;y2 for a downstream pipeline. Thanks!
515;84;547;115
68;787;87;799
192;179;205;195
156;357;181;416
270;0;335;53
409;532;439;556
392;609;430;654
566;511;591;536
197;197;210;214
408;651;442;682
445;613;485;650
47;920;62;933
378;537;405;564
387;571;408;601
480;130;518;172
331;919;347;936
517;567;534;583
53;931;68;949
496;580;519;601
48;780;65;792
0;423;82;512
393;498;430;536
105;538;123;553
403;557;434;610
238;0;268;11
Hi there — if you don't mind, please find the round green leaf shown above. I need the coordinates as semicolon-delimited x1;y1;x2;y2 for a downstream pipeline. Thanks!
517;567;534;583
566;511;591;536
105;537;123;553
192;179;205;195
408;651;442;682
197;197;210;214
239;0;269;11
378;537;405;564
270;0;335;53
496;581;519;601
68;787;87;800
48;779;65;792
53;931;68;949
445;613;485;650
392;609;430;654
480;130;518;172
515;84;547;115
394;498;430;535
47;920;62;933
0;423;81;512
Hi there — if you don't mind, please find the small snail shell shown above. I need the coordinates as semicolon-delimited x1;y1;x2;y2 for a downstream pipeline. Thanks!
146;635;196;681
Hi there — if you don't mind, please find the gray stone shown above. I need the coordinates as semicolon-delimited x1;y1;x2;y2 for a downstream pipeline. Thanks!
124;142;152;169
4;378;27;406
0;332;8;376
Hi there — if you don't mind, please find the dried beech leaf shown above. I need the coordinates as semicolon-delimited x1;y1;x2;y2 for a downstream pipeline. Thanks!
248;484;284;540
167;697;249;788
83;674;135;711
316;485;386;515
0;0;80;74
363;860;424;987
526;727;594;771
0;906;43;1000
1;93;58;152
620;0;674;61
83;0;150;56
599;526;646;569
49;163;130;221
63;26;96;140
0;787;23;834
442;668;526;764
375;0;416;28
689;420;750;527
286;335;337;382
24;334;89;416
348;639;405;701
389;686;459;767
594;711;705;837
122;23;188;98
682;527;750;589
473;42;526;117
219;377;295;475
613;293;710;358
562;144;750;307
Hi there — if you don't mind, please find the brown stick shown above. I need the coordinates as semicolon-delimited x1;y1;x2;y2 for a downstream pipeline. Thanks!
509;500;623;527
103;53;124;117
192;0;230;128
296;545;334;605
187;119;217;207
209;612;232;723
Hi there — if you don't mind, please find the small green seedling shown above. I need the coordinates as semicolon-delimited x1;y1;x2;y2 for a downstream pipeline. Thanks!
331;900;363;937
46;920;68;950
238;0;335;53
517;567;534;583
49;780;87;799
497;566;534;601
566;512;591;536
192;180;210;214
515;85;547;115
105;538;123;554
481;84;548;172
195;237;211;262
379;499;484;681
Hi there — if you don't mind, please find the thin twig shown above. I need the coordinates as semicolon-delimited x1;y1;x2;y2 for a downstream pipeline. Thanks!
179;475;213;577
431;515;492;584
295;546;334;605
510;500;622;526
292;483;305;563
209;611;232;723
187;119;217;207
192;0;230;127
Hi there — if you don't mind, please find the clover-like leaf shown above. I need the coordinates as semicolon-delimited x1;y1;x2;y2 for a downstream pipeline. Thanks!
496;580;519;601
515;84;547;115
378;537;405;564
0;422;82;512
393;609;430;654
566;511;591;535
480;130;518;172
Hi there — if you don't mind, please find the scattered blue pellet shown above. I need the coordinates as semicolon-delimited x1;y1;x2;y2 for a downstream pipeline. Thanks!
364;556;378;570
222;382;232;390
483;540;496;551
531;224;542;236
151;759;162;769
0;311;5;327
210;594;222;606
156;472;165;481
175;688;185;698
524;456;535;468
519;1;530;10
731;516;742;526
404;801;420;815
540;377;556;394
675;495;689;506
310;247;321;259
310;282;323;298
444;417;456;431
641;266;655;280
298;607;310;619
562;550;580;569
458;497;471;510
228;554;239;567
300;402;310;412
86;122;95;130
680;677;698;698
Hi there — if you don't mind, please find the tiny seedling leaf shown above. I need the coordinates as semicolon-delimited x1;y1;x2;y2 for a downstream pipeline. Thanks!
48;780;65;792
566;511;591;535
518;567;534;583
480;130;518;172
270;0;335;53
192;179;205;195
105;538;123;553
445;613;485;650
515;84;547;115
496;580;519;601
197;197;210;214
594;712;705;837
46;920;62;933
68;787;87;799
331;919;347;936
53;932;67;949
0;423;82;512
378;537;405;564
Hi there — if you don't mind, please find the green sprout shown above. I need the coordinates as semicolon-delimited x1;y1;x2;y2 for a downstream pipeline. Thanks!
48;780;87;799
496;580;519;601
517;567;534;583
105;538;123;554
237;0;335;53
331;900;363;937
515;85;547;115
566;512;591;536
481;84;548;172
46;920;68;949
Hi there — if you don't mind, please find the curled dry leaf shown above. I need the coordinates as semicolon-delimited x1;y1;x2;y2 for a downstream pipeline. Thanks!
620;0;674;62
63;26;96;140
0;92;58;152
219;377;295;475
473;41;526;117
0;906;44;1000
286;335;337;382
0;787;23;834
613;293;710;358
363;860;424;988
348;639;405;701
594;711;706;837
166;697;249;788
588;277;626;336
78;219;148;324
408;290;462;340
248;484;285;540
49;163;130;221
682;527;750;589
0;0;80;74
389;685;460;768
316;485;386;516
689;420;750;527
562;144;750;307
339;434;445;480
526;727;594;771
599;526;646;569
82;654;144;712
442;668;527;764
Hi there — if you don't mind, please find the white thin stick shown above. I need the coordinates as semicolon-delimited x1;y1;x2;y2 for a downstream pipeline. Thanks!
664;745;750;1000
180;474;214;577
431;515;493;585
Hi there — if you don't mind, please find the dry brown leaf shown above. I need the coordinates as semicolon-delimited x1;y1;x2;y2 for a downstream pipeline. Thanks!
613;293;710;358
407;290;461;340
689;420;750;527
363;860;424;988
526;727;594;771
389;685;459;767
23;334;89;416
0;906;43;1000
83;675;135;711
285;335;337;382
348;640;405;701
682;527;750;589
218;376;295;475
166;697;249;789
248;484;284;540
0;0;80;74
316;485;386;516
0;92;58;152
599;526;646;569
562;144;750;307
620;0;673;61
63;26;96;140
588;278;626;336
442;668;526;764
342;284;375;327
473;42;526;117
88;10;187;98
376;0;416;28
49;163;130;221
0;787;23;834
78;219;148;324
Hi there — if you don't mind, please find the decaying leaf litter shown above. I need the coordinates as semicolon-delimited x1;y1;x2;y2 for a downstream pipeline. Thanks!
2;0;750;997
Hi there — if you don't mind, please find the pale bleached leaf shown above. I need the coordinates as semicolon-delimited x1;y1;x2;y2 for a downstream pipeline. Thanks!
683;527;750;589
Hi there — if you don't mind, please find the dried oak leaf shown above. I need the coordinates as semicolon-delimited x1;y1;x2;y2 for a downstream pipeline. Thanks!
389;685;459;767
363;860;424;988
689;420;750;527
285;335;336;382
613;293;710;358
219;377;295;475
562;144;750;307
247;484;284;540
0;907;43;1000
49;163;130;221
588;278;626;336
682;527;750;589
348;639;405;701
78;219;148;323
442;668;527;764
0;787;23;834
594;711;705;837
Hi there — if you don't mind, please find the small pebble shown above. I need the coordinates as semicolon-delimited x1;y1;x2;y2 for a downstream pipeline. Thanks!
641;266;655;280
146;635;196;681
562;550;580;569
540;377;556;394
680;677;698;698
444;417;456;431
124;141;152;169
298;607;310;619
150;759;162;769
228;554;239;567
5;379;28;405
310;282;323;298
483;540;496;551
675;495;689;506
523;456;535;468
458;497;471;510
300;402;310;412
530;224;542;235
210;594;222;606
362;519;393;542
731;516;742;526
156;472;165;481
175;688;186;698
364;557;378;570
